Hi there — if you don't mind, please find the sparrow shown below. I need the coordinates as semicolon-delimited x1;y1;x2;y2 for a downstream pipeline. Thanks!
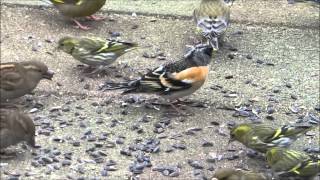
45;0;106;30
0;103;35;150
212;168;268;180
194;0;231;50
229;123;316;153
57;36;138;74
266;147;320;180
101;44;213;112
0;61;54;102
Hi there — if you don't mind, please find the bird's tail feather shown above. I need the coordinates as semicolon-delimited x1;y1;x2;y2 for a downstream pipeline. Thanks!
100;80;140;94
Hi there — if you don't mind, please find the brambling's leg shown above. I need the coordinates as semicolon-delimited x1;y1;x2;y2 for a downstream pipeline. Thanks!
150;100;189;115
72;19;91;30
86;15;106;21
169;103;193;116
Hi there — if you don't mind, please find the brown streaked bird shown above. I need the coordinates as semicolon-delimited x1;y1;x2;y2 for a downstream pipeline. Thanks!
194;0;231;50
0;104;35;150
101;44;213;113
47;0;107;30
0;61;54;102
212;168;268;180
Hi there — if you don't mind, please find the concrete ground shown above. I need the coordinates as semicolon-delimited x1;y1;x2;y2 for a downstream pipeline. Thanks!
0;0;319;180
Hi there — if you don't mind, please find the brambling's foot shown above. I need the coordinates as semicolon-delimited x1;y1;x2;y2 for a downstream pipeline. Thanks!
169;103;193;116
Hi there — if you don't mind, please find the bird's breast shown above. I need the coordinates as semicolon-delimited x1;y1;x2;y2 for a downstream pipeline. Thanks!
173;66;209;83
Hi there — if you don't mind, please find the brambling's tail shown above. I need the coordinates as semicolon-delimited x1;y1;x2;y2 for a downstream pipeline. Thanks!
100;79;140;94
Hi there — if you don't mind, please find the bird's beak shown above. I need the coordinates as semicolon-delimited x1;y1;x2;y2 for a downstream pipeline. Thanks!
43;69;54;80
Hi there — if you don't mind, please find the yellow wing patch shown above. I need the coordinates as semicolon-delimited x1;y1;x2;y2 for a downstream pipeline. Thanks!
52;0;64;4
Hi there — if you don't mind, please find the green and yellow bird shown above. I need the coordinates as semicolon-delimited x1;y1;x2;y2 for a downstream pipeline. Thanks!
193;0;231;50
57;36;138;74
46;0;106;30
212;168;268;180
229;123;316;153
266;148;320;180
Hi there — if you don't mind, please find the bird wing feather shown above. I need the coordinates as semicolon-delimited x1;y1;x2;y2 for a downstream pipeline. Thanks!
77;38;107;54
0;70;24;91
139;65;193;93
49;0;82;5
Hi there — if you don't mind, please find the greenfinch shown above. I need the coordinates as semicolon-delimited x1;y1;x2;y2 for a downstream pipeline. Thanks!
57;37;138;74
47;0;106;30
266;148;320;180
229;123;316;153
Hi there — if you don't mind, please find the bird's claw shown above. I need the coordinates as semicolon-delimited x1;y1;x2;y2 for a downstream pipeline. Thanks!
72;19;91;30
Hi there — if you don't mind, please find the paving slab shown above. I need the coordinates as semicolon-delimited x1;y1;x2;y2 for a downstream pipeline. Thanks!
0;2;319;180
2;0;320;28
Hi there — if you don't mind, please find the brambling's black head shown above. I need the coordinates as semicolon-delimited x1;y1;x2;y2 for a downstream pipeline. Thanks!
197;44;213;57
184;44;213;66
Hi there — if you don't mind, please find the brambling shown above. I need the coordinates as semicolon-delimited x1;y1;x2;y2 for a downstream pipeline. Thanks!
101;44;213;112
229;123;316;153
194;0;231;50
0;103;35;150
57;36;138;74
44;0;106;30
0;61;54;102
